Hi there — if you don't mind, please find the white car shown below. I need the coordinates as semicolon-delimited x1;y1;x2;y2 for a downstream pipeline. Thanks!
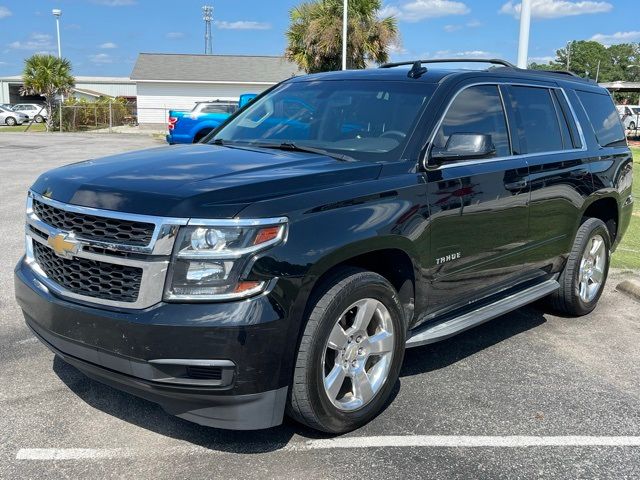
0;105;29;126
617;105;639;131
12;103;48;123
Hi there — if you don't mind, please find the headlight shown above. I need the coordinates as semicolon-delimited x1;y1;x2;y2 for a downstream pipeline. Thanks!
163;218;287;301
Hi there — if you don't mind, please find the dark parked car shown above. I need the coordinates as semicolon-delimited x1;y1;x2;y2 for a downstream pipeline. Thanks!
15;59;633;433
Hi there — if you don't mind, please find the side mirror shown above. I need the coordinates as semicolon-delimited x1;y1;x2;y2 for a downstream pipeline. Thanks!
428;133;496;165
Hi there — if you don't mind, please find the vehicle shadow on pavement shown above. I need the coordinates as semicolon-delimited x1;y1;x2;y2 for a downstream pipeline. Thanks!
400;306;546;377
51;306;545;451
52;357;336;453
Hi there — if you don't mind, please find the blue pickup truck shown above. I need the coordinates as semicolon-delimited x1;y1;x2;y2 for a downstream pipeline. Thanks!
166;94;255;144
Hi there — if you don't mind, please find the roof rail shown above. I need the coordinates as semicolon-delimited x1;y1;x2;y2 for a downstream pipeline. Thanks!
380;58;516;69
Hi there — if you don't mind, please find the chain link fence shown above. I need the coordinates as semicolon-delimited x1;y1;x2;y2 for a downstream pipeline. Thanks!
50;101;138;133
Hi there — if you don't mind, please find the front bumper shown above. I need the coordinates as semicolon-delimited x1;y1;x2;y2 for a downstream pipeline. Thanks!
14;258;292;430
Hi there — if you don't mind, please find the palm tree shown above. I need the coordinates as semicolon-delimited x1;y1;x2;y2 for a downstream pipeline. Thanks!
21;54;75;131
285;0;399;73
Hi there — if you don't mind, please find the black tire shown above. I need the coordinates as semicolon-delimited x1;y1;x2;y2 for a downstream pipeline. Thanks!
547;218;611;316
193;128;213;143
5;116;17;126
288;268;406;433
34;115;44;123
630;122;636;131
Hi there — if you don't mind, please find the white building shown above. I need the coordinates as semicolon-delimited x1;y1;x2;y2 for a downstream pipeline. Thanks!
0;76;136;104
130;53;303;127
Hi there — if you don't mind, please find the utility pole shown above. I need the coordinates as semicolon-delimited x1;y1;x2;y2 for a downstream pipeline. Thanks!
52;8;62;133
567;41;571;71
516;0;531;68
203;5;213;55
342;0;348;70
595;60;601;83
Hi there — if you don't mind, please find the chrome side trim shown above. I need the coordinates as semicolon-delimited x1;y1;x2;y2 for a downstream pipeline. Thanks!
421;81;589;171
188;217;288;227
148;359;236;367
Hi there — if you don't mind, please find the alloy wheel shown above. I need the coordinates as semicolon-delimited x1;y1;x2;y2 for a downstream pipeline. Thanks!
321;298;395;412
578;234;606;303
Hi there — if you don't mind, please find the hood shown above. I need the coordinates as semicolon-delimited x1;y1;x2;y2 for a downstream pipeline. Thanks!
31;144;381;218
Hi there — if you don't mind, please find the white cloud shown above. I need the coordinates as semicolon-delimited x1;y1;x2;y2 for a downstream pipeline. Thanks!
529;55;555;64
500;0;612;19
214;21;271;30
0;6;11;19
591;31;640;45
99;42;117;49
89;53;113;64
434;49;495;58
166;32;185;39
388;44;409;55
8;33;54;51
92;0;136;5
443;19;481;32
380;0;469;22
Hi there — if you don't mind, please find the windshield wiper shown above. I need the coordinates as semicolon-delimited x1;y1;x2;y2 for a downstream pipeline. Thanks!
251;142;355;162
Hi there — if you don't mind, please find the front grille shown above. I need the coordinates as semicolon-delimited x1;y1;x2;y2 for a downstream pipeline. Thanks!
186;366;223;380
33;241;142;303
33;199;155;246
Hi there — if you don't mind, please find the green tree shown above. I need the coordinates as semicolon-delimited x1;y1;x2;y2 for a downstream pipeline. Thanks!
21;54;75;131
528;41;640;84
285;0;399;73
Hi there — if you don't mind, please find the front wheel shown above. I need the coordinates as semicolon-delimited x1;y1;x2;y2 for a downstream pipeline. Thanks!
34;115;44;123
629;122;636;131
547;218;611;316
288;268;406;433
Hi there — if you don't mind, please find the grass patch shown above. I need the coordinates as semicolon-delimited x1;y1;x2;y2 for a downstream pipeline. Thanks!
0;123;47;133
611;147;640;269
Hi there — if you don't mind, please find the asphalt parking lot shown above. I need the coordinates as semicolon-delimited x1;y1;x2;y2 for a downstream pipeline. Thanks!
1;132;640;479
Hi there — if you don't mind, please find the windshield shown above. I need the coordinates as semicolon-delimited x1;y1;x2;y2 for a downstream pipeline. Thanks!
209;80;435;161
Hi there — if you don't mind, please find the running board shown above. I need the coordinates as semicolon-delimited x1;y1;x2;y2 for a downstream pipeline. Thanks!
406;279;559;348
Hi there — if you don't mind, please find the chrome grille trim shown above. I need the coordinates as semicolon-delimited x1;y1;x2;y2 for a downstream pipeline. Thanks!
25;191;189;309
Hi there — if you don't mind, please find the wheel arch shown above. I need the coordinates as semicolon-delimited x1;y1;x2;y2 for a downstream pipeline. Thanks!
581;195;620;243
301;237;420;329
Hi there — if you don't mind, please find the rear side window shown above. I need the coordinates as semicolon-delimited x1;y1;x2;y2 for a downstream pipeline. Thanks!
434;85;510;158
509;86;563;154
576;90;626;147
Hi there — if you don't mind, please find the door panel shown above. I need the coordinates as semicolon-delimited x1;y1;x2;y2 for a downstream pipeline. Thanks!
424;160;530;315
422;84;530;317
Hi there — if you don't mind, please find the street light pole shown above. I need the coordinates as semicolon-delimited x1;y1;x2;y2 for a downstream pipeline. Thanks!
516;0;531;68
52;9;62;58
342;0;348;70
52;9;62;133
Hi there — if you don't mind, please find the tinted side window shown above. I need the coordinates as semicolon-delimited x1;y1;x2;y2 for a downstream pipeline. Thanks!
576;90;626;147
553;89;582;149
510;86;563;154
434;85;510;158
550;90;572;149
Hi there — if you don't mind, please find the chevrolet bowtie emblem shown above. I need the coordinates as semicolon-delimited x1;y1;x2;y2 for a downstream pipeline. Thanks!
47;232;79;259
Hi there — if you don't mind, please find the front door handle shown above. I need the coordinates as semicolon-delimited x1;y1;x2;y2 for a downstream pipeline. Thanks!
505;179;528;190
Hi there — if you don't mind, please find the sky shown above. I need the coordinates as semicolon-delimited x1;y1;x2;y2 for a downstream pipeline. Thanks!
0;0;637;77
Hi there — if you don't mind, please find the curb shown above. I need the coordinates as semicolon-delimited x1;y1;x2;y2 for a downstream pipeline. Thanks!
616;279;640;302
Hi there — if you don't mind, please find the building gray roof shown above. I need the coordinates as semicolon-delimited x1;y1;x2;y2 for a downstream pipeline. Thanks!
130;53;304;83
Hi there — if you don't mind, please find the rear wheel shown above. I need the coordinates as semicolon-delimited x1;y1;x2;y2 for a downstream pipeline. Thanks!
547;218;610;316
193;128;213;143
5;116;17;126
34;115;44;123
288;268;406;433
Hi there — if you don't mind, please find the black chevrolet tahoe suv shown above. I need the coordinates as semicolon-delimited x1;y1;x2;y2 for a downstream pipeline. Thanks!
15;59;634;433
